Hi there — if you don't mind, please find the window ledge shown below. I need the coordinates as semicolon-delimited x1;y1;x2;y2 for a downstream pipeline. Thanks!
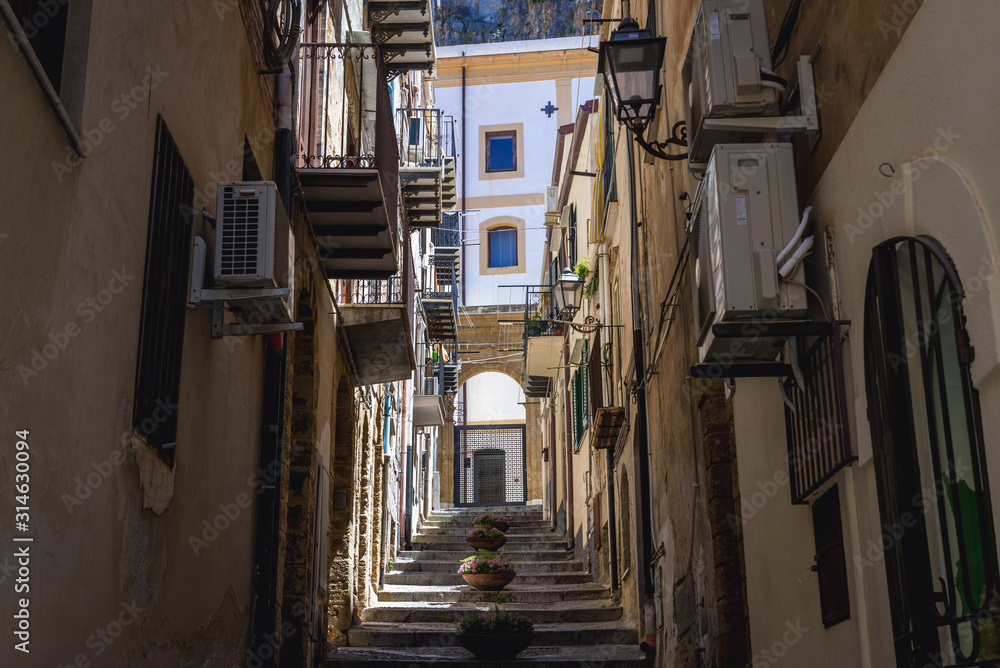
0;0;84;156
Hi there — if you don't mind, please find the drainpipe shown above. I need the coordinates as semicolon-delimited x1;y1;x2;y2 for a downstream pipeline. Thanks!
460;59;467;307
405;427;414;549
599;243;619;591
626;129;656;641
250;337;287;668
549;410;557;532
563;338;575;552
275;65;294;213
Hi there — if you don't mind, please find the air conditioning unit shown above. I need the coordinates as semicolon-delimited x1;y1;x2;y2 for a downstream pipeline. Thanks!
545;186;559;213
691;144;807;363
214;181;294;322
683;0;778;166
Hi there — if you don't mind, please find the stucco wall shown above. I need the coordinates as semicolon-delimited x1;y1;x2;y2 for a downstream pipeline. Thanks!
728;1;1000;666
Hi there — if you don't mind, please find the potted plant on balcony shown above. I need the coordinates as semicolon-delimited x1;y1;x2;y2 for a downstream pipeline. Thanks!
459;549;517;590
473;513;509;533
525;315;546;337
466;527;507;551
456;605;535;660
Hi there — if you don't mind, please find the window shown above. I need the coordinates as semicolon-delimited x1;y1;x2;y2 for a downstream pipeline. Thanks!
488;226;517;268
864;236;1000;666
132;116;194;463
811;486;850;628
485;130;516;173
8;0;70;93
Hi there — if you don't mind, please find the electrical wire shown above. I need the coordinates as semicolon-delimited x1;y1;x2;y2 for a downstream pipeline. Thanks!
770;0;803;69
780;276;831;323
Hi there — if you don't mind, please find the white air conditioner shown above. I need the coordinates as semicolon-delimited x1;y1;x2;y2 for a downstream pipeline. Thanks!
545;186;559;213
683;0;778;166
214;181;294;322
691;144;807;363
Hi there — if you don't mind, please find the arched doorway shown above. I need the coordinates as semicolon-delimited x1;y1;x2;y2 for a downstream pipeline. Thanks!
453;371;528;506
864;236;1000;666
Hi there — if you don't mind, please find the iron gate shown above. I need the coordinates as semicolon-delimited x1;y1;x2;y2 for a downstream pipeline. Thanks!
455;425;526;506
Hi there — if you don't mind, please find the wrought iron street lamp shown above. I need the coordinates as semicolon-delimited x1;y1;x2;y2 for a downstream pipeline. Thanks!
598;16;665;129
597;12;687;160
552;267;583;320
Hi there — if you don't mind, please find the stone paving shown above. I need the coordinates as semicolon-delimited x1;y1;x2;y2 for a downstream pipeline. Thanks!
326;505;648;666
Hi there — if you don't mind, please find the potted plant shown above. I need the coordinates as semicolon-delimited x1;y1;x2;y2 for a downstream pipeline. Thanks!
459;549;517;590
456;605;535;660
466;527;507;551
473;513;509;533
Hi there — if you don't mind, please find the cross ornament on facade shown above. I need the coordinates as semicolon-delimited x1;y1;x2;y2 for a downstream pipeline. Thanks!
541;101;558;118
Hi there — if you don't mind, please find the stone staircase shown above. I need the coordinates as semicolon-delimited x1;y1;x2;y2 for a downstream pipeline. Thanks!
326;505;648;666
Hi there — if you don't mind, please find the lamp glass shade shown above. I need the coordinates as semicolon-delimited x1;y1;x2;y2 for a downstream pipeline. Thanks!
599;30;666;124
554;268;583;318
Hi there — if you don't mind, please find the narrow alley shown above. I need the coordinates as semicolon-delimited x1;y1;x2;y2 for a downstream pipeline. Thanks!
2;0;999;667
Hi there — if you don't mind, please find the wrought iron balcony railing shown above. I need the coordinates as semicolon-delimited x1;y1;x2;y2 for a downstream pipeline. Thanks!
346;277;404;305
397;107;443;169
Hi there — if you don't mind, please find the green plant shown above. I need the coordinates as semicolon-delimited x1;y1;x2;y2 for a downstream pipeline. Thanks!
473;513;509;525
492;593;513;605
457;605;534;635
572;257;589;283
458;548;516;575
447;517;457;524
387;558;395;571
438;530;447;535
468;527;505;540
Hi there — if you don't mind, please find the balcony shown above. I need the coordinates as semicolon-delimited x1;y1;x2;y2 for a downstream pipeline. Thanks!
522;288;563;381
368;0;436;75
397;108;457;229
338;273;417;387
413;345;458;426
421;249;459;341
297;43;400;279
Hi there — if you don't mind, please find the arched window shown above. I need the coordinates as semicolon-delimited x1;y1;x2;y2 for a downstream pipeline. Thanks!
488;226;517;268
864;236;1000;666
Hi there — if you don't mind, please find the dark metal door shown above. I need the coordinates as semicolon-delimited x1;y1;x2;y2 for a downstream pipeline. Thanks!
455;425;526;506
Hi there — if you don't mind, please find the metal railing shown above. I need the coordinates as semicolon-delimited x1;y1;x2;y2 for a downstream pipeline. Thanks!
345;277;404;305
783;321;856;504
433;213;460;248
396;107;443;168
297;42;400;230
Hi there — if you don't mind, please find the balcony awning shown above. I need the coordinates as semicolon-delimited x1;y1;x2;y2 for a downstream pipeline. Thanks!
368;0;436;74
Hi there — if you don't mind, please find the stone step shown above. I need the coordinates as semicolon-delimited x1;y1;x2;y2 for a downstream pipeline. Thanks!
428;511;545;520
347;621;638;648
411;534;566;548
384;572;593;586
362;602;624;624
398;549;573;562
326;644;648;666
393;559;584;574
377;584;612;604
418;525;555;536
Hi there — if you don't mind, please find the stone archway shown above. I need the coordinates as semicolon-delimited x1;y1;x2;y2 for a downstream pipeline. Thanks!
437;311;544;507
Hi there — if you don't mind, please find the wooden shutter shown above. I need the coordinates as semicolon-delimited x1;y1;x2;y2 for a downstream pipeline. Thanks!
812;485;851;627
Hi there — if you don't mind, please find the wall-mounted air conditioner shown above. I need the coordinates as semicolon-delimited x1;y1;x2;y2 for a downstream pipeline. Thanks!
691;143;808;363
213;181;294;323
545;186;559;213
683;0;778;166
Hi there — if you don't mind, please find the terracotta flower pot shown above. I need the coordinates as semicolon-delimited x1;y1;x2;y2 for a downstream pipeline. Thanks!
473;521;509;533
457;632;533;660
466;536;507;551
461;572;516;591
